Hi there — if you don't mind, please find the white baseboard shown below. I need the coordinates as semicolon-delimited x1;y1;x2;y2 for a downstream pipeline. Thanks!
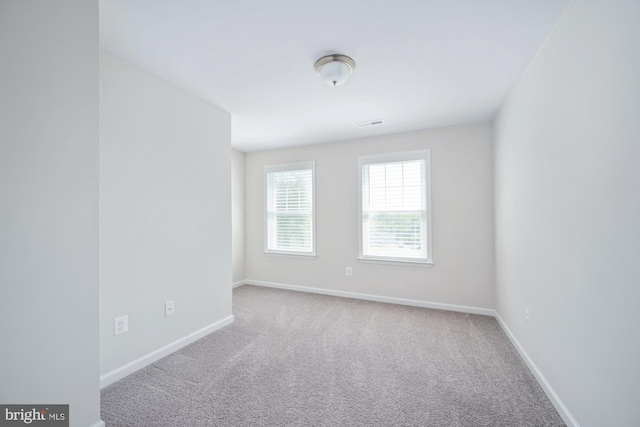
232;280;247;288
100;315;234;389
245;279;577;425
100;280;576;426
494;312;579;427
245;279;494;316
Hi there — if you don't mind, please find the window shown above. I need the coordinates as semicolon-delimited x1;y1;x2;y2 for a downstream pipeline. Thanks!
264;161;316;257
358;150;432;264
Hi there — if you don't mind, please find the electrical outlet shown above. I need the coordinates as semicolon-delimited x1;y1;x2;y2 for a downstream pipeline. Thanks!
114;315;128;336
165;300;175;317
346;267;352;276
524;307;530;324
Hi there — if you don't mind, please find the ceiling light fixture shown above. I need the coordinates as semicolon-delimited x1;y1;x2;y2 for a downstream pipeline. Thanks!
314;54;356;87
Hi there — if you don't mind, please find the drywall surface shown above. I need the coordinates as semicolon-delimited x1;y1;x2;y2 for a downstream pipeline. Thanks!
0;1;101;426
245;125;495;309
232;149;246;284
494;0;640;425
100;51;232;375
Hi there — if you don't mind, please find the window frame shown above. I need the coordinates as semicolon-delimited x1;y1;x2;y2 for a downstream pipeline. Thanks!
263;161;316;258
357;150;433;266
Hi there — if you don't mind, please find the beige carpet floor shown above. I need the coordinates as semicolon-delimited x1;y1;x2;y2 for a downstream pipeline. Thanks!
101;285;565;426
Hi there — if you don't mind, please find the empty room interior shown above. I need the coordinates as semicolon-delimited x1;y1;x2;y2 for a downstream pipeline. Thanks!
1;0;639;426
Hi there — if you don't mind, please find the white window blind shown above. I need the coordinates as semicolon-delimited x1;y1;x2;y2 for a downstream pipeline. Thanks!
359;151;431;263
264;162;315;256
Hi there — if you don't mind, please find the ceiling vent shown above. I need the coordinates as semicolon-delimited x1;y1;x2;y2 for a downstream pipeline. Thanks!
356;119;384;128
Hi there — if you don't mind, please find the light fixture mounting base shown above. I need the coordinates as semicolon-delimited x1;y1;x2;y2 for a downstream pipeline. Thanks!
313;54;356;74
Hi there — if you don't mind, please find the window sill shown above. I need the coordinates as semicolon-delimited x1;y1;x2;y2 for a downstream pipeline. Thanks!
357;257;433;267
264;251;317;259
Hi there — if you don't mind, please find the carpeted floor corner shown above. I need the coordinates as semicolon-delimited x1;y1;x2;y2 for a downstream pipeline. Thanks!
101;285;565;426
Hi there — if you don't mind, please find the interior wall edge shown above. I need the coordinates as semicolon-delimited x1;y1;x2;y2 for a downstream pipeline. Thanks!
494;311;579;427
244;279;494;316
100;315;234;389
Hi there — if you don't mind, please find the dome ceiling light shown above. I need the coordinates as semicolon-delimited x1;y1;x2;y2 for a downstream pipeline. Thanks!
314;54;356;87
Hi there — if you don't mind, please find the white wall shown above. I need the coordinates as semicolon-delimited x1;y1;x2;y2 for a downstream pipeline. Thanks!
0;1;101;426
494;0;640;426
245;124;494;309
100;51;232;376
232;149;246;284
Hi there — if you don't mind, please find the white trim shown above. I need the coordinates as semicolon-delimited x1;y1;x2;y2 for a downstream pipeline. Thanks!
263;251;317;259
100;315;234;389
357;149;431;164
494;312;580;427
245;279;493;316
425;151;433;263
232;280;247;288
264;160;316;257
89;420;106;427
357;257;433;267
357;150;433;264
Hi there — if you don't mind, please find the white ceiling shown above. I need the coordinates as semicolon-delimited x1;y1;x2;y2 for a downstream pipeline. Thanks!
100;0;570;152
